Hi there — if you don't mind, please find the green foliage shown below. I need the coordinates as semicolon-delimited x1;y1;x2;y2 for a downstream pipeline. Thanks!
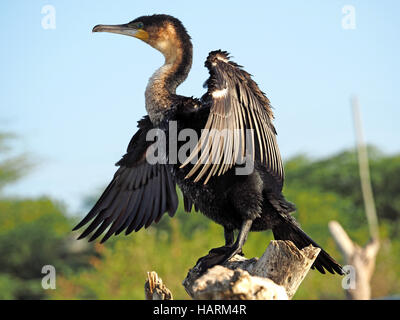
0;274;20;300
0;131;93;299
0;198;88;299
371;155;400;223
53;188;400;300
1;129;399;300
51;147;400;300
51;215;220;300
285;147;400;232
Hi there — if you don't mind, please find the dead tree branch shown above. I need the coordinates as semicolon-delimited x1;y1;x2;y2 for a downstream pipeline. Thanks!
329;221;379;299
145;271;173;300
327;96;380;300
352;96;379;240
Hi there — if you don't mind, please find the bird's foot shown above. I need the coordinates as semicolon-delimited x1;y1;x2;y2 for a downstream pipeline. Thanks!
195;245;243;274
209;246;244;256
208;245;231;255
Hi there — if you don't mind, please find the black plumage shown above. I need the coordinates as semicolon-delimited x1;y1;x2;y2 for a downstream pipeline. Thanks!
74;14;343;275
74;117;178;243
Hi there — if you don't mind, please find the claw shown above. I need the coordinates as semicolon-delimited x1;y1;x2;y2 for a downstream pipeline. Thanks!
194;220;253;274
195;245;243;274
208;245;231;255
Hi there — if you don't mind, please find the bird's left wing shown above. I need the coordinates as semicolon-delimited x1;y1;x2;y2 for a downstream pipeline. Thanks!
73;116;178;243
181;50;283;185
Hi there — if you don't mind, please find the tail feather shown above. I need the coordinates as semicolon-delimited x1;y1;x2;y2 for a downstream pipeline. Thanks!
272;213;344;275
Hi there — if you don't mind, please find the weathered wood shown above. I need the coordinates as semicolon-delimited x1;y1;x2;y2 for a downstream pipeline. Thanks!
325;96;380;300
144;271;173;300
352;96;380;240
252;240;321;299
188;265;288;300
329;221;379;300
182;240;320;300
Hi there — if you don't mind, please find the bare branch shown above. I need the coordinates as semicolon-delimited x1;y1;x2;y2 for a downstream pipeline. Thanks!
329;220;380;300
327;96;382;300
328;221;355;259
351;96;379;240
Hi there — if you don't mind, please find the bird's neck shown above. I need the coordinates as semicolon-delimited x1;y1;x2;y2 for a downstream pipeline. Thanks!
145;39;192;124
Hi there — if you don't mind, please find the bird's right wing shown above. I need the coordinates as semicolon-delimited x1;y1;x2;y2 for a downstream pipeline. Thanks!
180;50;283;186
73;116;178;243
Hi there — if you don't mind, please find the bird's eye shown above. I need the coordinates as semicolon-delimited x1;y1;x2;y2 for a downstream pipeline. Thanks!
137;22;144;29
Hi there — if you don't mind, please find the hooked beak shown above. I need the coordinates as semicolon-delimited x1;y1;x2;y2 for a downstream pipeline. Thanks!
92;24;149;41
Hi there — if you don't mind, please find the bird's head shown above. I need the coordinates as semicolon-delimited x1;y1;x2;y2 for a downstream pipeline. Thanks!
93;14;191;64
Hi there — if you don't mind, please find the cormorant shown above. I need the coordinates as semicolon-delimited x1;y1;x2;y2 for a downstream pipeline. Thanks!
74;14;343;275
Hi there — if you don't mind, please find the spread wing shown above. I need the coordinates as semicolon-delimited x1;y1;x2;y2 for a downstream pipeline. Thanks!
73;116;178;243
181;50;283;185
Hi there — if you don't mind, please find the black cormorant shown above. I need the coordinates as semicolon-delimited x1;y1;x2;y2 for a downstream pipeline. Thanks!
74;14;343;275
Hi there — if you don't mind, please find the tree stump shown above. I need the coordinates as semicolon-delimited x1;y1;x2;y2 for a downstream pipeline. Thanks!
251;240;321;299
145;240;320;300
185;264;288;300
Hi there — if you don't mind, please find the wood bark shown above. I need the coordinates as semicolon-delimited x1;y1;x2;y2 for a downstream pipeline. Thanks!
251;240;321;299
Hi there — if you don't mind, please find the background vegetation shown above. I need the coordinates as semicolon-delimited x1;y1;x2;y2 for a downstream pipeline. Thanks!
0;132;399;299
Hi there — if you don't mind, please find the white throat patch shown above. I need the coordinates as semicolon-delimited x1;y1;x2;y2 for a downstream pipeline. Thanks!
211;87;228;99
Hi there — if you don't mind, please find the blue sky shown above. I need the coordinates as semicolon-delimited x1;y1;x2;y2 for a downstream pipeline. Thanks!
1;1;399;214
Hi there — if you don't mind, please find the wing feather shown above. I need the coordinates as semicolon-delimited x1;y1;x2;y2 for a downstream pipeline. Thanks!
181;50;284;185
73;116;179;242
